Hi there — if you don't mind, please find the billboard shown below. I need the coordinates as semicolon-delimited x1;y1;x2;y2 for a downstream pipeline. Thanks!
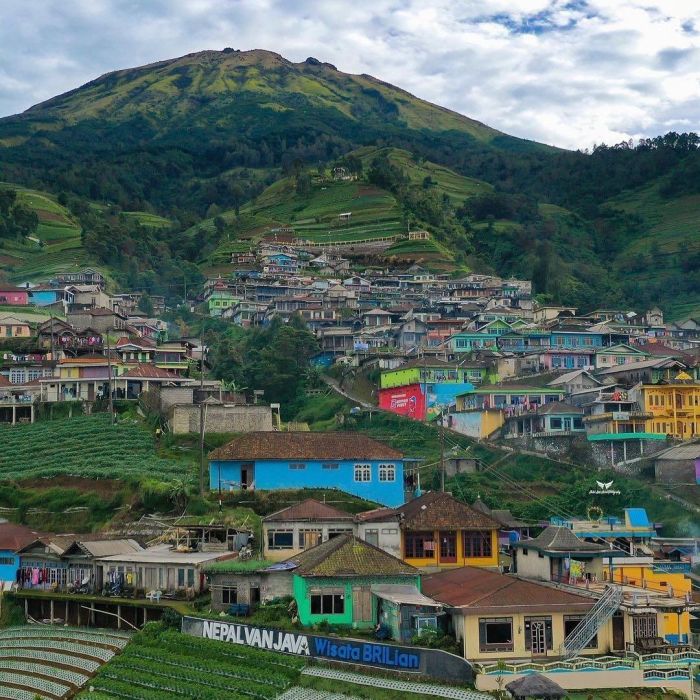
378;384;426;420
181;617;473;682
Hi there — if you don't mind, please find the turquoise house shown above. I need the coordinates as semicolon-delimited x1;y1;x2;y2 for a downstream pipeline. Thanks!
550;330;605;349
288;534;438;639
208;432;410;507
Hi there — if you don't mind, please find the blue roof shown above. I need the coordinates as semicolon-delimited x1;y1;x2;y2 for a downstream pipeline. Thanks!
625;508;650;528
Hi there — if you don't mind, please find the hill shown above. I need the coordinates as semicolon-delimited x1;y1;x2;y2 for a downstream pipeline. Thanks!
0;49;699;314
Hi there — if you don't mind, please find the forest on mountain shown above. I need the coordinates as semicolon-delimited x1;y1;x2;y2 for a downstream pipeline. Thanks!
0;49;697;315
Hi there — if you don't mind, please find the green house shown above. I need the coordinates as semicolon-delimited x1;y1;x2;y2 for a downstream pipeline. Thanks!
289;534;420;629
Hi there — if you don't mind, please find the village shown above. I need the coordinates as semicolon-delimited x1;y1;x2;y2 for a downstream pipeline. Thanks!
0;238;698;698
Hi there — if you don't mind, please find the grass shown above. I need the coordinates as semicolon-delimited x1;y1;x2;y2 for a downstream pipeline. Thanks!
204;558;274;573
121;211;172;228
299;673;464;699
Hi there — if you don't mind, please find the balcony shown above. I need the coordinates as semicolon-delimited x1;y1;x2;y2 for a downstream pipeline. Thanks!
0;394;35;405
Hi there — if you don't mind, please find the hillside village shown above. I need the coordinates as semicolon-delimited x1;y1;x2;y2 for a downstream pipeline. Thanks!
0;236;699;697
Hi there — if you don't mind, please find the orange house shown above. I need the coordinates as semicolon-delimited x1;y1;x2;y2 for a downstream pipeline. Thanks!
395;492;501;570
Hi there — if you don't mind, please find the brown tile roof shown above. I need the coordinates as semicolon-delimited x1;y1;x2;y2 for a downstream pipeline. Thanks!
354;507;400;523
396;492;501;531
0;523;45;552
264;499;354;523
123;365;178;379
286;534;416;577
422;567;595;614
471;499;529;528
209;432;403;461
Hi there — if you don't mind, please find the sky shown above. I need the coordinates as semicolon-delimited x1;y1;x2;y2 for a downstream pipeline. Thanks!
0;0;698;149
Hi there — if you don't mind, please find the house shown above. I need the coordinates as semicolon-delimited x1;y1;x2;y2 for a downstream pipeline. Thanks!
208;288;239;317
396;318;427;349
37;319;103;355
447;332;498;353
206;559;292;611
594;357;687;386
547;369;601;395
95;544;234;595
471;498;531;547
362;308;395;327
408;230;431;241
540;348;595;371
208;432;411;506
39;357;111;402
0;522;44;585
28;286;75;310
422;567;610;660
532;306;577;324
287;534;425;632
67;307;126;333
153;341;192;374
262;499;355;561
502;402;585;439
65;284;112;310
513;526;609;584
0;315;31;339
361;492;501;570
455;385;565;411
594;343;650;369
0;286;29;306
54;268;105;287
641;378;700;438
550;329;605;350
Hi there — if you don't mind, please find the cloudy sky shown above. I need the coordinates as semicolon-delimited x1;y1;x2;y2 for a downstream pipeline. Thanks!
0;0;698;149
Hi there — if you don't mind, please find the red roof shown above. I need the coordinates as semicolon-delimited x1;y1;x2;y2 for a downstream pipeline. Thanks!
422;567;595;614
0;523;45;552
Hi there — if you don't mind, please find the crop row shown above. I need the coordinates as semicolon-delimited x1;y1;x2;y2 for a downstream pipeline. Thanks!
120;647;292;688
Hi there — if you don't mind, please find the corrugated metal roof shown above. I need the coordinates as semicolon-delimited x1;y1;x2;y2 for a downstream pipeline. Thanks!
655;444;700;460
370;584;442;607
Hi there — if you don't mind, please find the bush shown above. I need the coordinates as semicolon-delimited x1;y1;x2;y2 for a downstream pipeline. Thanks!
161;609;183;630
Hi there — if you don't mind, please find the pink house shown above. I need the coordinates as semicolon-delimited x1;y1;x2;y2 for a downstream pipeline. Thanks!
0;287;29;306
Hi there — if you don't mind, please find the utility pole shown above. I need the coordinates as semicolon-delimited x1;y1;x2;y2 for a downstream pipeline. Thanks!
440;411;446;492
106;331;114;422
199;338;206;496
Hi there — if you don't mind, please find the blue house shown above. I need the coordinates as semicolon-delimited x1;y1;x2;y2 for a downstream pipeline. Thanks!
0;523;43;585
550;329;605;349
28;286;74;307
209;432;410;506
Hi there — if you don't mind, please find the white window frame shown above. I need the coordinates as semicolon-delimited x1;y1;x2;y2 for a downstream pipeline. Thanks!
354;464;371;482
378;463;396;482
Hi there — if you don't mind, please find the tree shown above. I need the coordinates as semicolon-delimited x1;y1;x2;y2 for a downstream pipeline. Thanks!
138;292;154;316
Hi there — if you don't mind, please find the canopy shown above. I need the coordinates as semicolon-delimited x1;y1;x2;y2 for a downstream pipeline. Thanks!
370;584;442;607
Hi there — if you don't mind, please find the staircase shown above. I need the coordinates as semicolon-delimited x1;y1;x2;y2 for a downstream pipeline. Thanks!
561;585;623;658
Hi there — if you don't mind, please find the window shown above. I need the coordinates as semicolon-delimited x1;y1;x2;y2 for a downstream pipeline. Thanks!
328;528;353;539
267;530;294;549
0;557;14;565
222;587;237;605
414;616;437;631
354;464;371;482
177;568;185;588
524;616;553;651
479;617;513;652
310;590;345;615
564;616;597;648
289;462;306;470
573;417;584;429
187;568;195;587
522;547;529;555
365;529;379;547
405;531;435;558
550;418;563;430
379;464;395;482
322;463;338;470
381;528;398;535
463;531;493;558
299;529;322;549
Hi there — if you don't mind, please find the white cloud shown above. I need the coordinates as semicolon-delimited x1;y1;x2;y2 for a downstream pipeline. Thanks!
0;0;698;149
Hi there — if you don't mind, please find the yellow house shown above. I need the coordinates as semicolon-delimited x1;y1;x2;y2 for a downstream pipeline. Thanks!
393;492;500;570
0;315;31;338
641;379;700;439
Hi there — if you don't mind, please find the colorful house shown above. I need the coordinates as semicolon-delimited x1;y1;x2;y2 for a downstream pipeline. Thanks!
0;523;43;585
550;330;605;349
594;343;649;369
288;534;429;633
641;378;700;439
364;492;501;570
208;289;239;317
455;385;565;411
0;315;31;339
447;332;498;353
208;432;411;506
502;402;585;439
0;287;29;305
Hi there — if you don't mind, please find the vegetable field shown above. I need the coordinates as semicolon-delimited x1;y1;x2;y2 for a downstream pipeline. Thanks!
78;627;305;700
0;415;193;482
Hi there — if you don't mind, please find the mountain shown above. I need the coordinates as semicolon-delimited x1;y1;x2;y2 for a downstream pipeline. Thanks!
0;49;698;318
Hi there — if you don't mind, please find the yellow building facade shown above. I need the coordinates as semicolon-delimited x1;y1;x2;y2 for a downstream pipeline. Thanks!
641;382;700;439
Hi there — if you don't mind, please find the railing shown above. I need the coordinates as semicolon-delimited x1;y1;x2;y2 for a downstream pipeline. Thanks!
639;650;700;666
476;655;636;675
652;561;691;574
643;668;691;680
561;585;623;658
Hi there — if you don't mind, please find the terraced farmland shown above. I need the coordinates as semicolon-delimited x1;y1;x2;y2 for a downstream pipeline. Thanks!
0;414;193;482
77;627;305;700
0;625;131;699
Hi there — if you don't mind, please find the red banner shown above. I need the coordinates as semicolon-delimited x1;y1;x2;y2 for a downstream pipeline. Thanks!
378;384;426;421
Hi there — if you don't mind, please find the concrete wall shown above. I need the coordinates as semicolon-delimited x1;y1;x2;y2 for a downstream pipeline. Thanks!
356;521;402;559
654;458;696;485
209;571;292;610
170;404;273;434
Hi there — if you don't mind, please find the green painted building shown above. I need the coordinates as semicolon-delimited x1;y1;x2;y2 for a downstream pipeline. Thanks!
380;358;493;389
288;534;420;629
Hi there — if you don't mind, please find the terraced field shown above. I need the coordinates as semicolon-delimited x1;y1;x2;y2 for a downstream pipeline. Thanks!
0;625;131;699
0;414;193;482
77;628;305;700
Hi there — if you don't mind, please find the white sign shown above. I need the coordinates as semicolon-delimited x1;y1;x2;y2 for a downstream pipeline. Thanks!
202;620;310;655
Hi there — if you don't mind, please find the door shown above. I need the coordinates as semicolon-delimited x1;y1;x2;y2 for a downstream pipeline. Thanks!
530;620;547;655
563;417;572;431
88;383;95;401
439;531;457;564
241;462;254;490
612;612;625;650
